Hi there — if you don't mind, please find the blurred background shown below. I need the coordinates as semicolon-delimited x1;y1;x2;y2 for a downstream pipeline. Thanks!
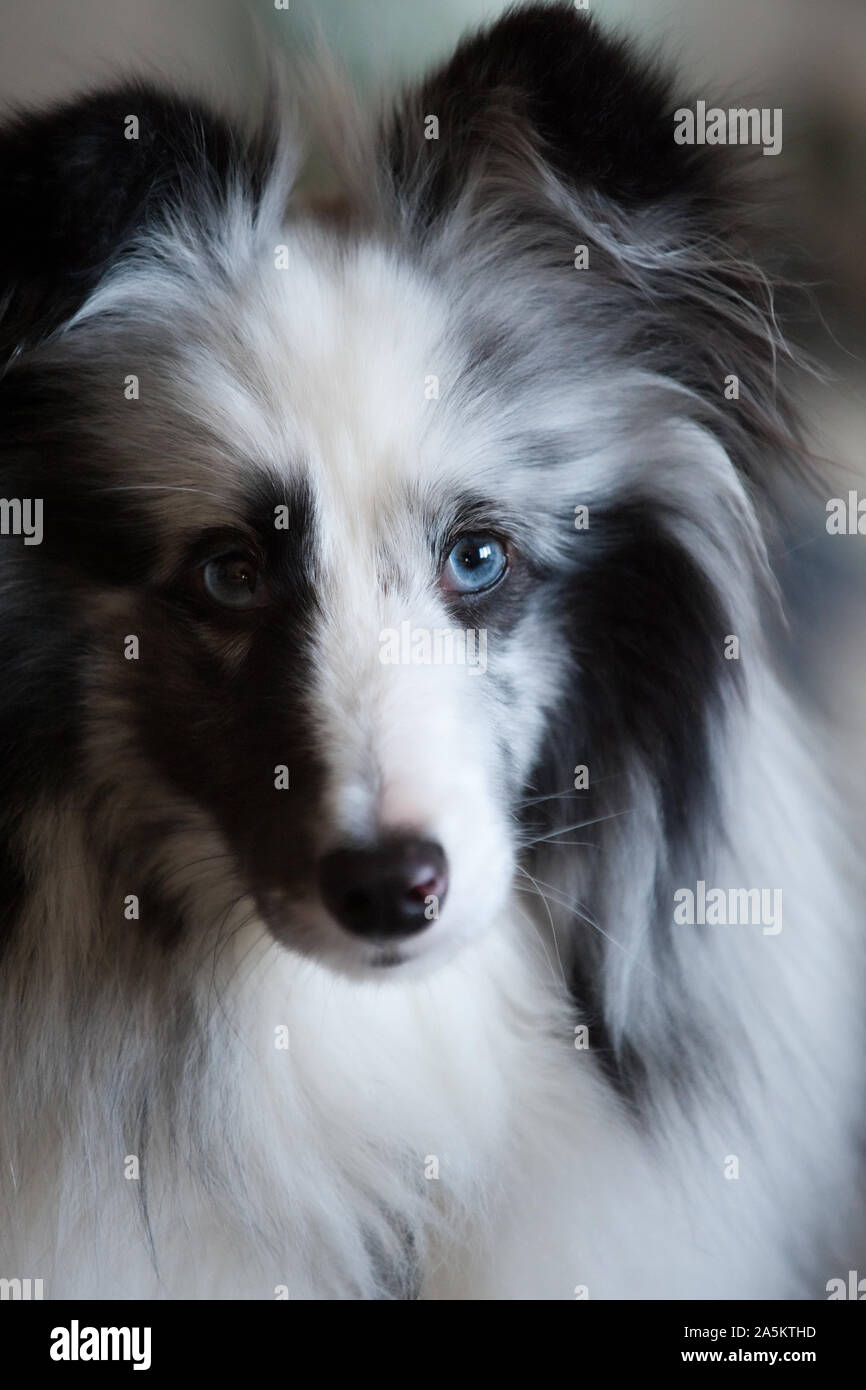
1;0;863;746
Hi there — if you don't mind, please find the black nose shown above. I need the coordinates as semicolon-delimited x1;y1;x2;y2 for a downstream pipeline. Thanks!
318;836;449;940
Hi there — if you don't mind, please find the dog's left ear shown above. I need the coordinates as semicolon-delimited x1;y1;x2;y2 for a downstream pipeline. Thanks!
0;86;276;365
385;1;711;225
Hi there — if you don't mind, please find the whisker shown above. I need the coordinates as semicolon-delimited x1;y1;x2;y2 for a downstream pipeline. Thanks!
516;873;663;984
519;838;601;851
512;897;562;988
526;809;635;845
514;865;567;986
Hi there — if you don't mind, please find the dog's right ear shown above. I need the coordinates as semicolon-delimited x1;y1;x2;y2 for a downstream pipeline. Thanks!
0;86;272;364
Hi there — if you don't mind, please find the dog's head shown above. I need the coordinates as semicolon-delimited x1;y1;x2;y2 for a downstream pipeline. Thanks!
0;4;801;982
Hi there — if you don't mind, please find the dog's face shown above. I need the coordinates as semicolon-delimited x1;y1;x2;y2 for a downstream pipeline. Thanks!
0;6;793;983
62;237;564;977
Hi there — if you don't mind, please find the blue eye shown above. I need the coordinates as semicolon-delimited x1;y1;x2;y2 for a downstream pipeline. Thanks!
443;535;508;594
201;553;266;609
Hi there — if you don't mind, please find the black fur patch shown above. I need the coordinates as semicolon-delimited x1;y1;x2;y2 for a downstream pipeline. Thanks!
0;577;90;955
130;478;327;919
0;364;162;585
0;829;29;957
524;503;741;1097
566;504;736;846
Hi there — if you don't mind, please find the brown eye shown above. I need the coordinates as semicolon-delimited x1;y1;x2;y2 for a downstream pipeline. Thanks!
201;553;266;610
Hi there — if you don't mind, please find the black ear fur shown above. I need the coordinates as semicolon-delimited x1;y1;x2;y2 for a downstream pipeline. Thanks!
387;1;712;226
0;86;269;362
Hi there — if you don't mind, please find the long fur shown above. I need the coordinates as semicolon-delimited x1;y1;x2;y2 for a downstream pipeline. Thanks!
0;3;863;1299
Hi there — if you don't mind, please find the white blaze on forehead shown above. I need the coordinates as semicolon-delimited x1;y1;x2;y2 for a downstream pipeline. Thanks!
234;235;457;529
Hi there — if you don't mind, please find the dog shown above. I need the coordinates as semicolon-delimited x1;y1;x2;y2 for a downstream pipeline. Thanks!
0;2;862;1299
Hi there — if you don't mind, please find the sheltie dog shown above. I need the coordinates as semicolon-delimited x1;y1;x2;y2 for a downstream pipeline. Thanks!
0;2;862;1298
